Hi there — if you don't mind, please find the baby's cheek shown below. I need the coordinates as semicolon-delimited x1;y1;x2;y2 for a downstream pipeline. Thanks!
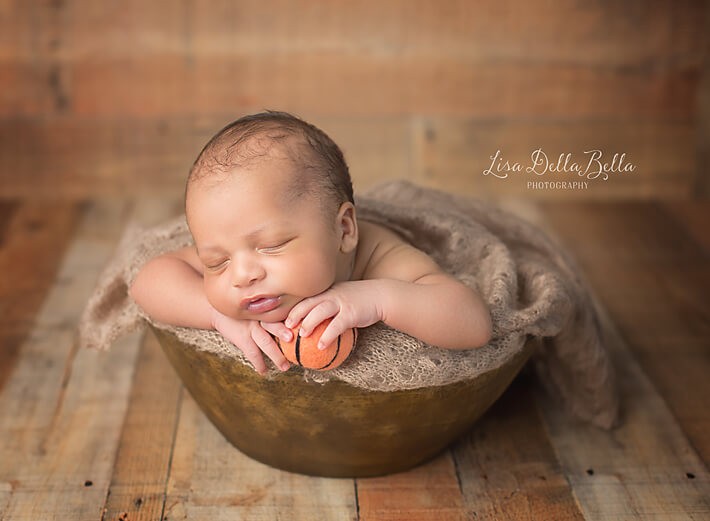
287;251;338;296
203;276;235;316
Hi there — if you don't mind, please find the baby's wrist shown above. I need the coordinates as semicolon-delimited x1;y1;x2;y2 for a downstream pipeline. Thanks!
373;278;393;324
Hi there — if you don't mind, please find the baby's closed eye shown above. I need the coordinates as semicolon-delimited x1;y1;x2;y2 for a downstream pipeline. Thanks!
259;238;293;253
205;259;228;270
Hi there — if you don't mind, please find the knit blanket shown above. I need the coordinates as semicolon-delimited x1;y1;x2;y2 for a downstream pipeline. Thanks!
78;179;619;429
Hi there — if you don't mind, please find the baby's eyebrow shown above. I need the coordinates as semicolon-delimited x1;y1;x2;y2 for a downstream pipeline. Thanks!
196;245;224;256
243;223;271;240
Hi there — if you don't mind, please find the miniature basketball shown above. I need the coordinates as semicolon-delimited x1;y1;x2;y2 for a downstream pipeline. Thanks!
276;317;357;371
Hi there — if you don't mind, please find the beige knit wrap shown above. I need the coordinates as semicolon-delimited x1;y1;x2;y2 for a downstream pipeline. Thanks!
79;179;619;429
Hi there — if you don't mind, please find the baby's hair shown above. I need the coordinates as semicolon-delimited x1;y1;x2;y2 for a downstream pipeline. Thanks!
186;110;354;219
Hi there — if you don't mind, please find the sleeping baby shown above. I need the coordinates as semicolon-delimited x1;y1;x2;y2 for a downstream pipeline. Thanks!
129;111;492;375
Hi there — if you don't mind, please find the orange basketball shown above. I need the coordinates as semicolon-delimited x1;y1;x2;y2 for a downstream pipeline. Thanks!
276;317;357;371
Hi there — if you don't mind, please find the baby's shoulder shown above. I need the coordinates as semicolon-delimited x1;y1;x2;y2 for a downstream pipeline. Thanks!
357;218;443;283
358;218;408;250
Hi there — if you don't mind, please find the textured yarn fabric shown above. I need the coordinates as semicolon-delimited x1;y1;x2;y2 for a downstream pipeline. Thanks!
78;180;619;429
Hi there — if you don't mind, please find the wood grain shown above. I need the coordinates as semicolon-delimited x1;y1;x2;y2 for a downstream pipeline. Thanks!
0;200;82;392
164;391;357;520
539;202;710;465
537;307;710;520
695;4;710;199
0;118;201;199
357;453;466;521
0;116;699;200
95;197;185;520
453;371;585;520
100;332;183;521
0;0;707;199
62;57;700;119
3;1;702;63
0;200;140;519
413;119;696;200
663;201;710;255
1;1;704;119
534;201;710;519
0;201;19;244
0;116;411;198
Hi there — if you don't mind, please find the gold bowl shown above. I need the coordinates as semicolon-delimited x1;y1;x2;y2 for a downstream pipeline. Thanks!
151;326;532;477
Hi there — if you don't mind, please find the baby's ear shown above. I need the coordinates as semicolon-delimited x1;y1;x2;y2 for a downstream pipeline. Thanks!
336;202;358;250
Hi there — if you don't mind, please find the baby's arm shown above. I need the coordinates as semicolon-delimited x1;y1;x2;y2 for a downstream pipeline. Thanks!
290;241;493;351
378;273;492;349
128;246;291;374
128;246;214;329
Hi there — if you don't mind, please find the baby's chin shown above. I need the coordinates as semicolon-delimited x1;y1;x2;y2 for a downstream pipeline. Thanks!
254;307;291;324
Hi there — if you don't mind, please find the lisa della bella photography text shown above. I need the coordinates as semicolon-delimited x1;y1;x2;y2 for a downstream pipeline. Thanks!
482;148;637;190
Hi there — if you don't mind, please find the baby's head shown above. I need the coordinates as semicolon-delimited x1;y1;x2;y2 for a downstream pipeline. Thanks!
185;111;359;323
187;110;354;222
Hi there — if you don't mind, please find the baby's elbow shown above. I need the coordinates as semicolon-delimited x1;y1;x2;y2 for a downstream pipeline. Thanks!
127;276;143;307
471;309;493;348
128;257;163;303
128;267;150;309
476;324;493;348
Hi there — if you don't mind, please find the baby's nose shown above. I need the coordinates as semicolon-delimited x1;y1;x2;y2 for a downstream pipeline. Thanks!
230;256;265;287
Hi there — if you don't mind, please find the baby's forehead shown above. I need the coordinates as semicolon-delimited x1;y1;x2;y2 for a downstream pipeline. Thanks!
187;188;326;246
187;167;320;217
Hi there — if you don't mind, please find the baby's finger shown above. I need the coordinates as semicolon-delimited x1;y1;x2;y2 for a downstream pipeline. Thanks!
259;321;293;342
252;327;291;371
238;340;268;375
284;297;318;329
317;314;348;350
299;301;338;338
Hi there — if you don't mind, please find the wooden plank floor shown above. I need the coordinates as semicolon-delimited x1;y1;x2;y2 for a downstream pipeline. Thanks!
0;197;708;520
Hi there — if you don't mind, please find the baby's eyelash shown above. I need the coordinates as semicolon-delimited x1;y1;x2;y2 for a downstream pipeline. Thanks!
206;259;228;270
260;239;292;252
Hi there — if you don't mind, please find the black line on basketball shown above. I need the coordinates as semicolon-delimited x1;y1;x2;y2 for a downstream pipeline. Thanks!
295;334;302;365
319;332;341;370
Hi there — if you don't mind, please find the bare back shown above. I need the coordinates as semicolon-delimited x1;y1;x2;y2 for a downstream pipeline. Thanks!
352;219;448;285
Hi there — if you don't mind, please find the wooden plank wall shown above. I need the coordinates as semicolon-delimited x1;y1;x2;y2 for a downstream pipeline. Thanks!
0;0;708;199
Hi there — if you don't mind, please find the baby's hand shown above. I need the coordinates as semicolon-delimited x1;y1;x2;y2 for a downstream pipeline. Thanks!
210;309;292;375
284;280;385;349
